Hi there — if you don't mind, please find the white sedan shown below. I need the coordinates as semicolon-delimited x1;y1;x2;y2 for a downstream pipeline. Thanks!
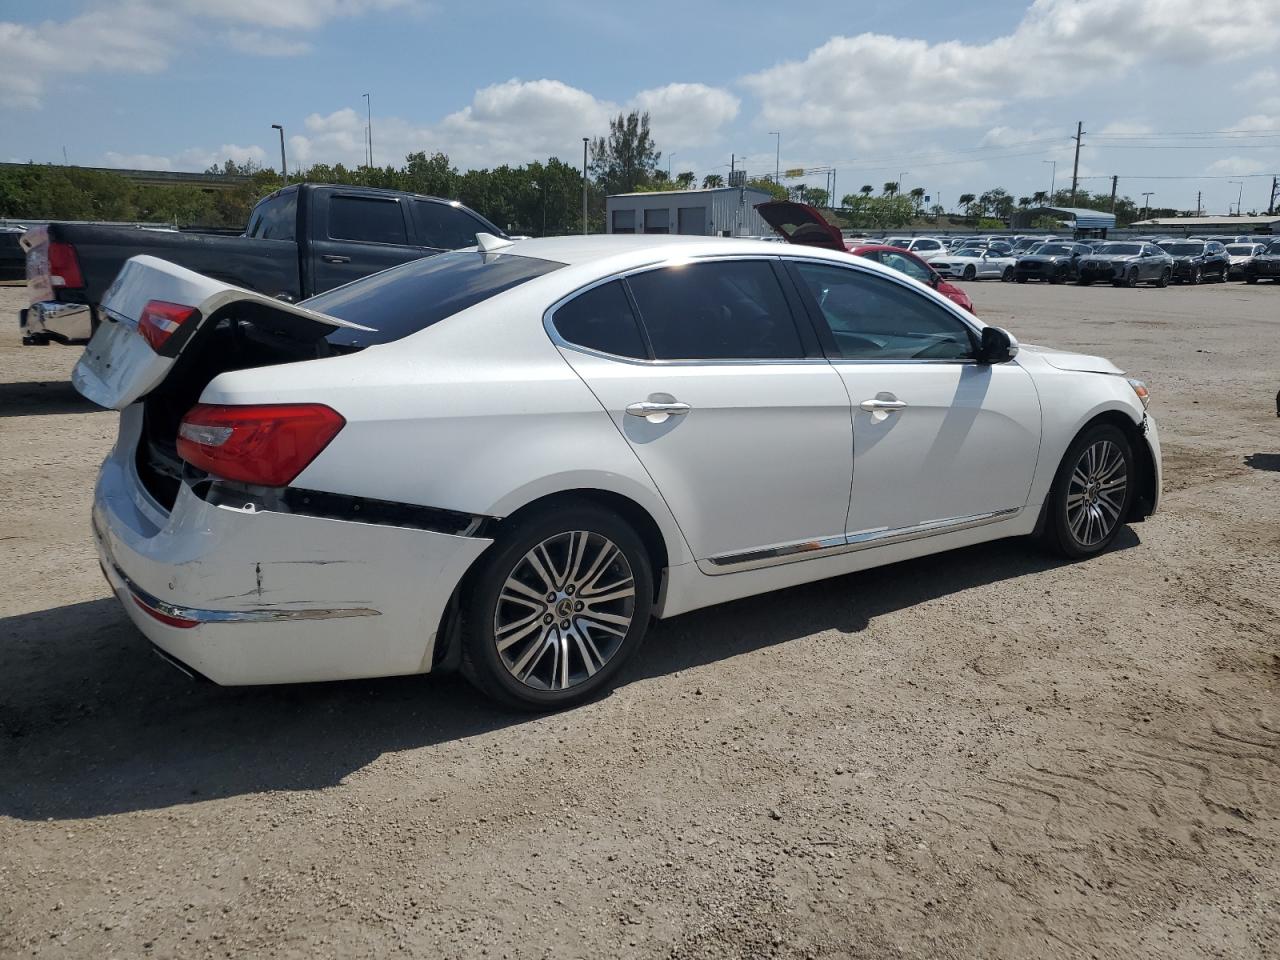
931;247;1018;281
75;236;1160;709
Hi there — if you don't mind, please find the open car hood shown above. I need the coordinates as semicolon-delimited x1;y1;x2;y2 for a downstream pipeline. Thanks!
754;201;848;252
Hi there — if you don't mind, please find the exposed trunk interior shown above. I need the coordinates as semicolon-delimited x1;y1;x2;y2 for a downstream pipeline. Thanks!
136;310;356;510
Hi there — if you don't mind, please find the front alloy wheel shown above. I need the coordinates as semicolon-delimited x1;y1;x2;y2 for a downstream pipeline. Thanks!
460;504;653;709
1045;424;1134;559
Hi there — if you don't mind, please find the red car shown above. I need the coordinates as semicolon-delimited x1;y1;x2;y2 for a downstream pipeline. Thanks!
755;201;976;314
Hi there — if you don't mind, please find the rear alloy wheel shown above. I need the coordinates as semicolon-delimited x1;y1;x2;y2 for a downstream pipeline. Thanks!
461;504;653;710
1156;268;1170;288
1189;266;1202;285
1002;266;1015;282
1044;424;1134;559
1124;267;1139;288
963;265;977;280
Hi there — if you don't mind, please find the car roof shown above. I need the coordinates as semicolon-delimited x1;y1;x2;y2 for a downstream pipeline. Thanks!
493;234;868;269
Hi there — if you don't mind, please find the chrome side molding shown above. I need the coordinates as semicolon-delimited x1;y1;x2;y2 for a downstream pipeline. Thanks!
706;508;1022;574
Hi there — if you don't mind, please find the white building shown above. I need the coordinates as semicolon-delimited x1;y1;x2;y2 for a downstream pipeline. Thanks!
605;187;776;237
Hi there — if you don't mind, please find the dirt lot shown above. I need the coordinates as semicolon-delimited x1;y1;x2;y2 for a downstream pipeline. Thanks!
1;277;1277;960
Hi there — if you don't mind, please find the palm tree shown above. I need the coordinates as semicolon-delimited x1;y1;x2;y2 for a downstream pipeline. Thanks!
958;193;976;215
909;186;925;213
883;181;899;196
860;184;874;196
702;173;724;189
1032;190;1047;205
1017;196;1031;209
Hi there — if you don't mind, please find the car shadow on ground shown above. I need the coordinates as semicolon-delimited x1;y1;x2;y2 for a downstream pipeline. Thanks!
1244;452;1280;472
0;380;96;417
0;531;1137;821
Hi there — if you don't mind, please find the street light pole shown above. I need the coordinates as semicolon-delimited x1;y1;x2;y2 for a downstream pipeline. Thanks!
1042;160;1056;201
582;138;589;235
270;124;287;180
769;131;780;186
363;93;373;168
1230;179;1244;215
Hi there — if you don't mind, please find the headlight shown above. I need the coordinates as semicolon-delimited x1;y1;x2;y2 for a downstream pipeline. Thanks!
1127;378;1150;409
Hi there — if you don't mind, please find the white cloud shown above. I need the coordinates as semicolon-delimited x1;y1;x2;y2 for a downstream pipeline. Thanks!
741;0;1280;145
1206;156;1267;176
103;143;267;172
102;151;175;171
1237;68;1278;93
0;0;416;108
629;83;740;151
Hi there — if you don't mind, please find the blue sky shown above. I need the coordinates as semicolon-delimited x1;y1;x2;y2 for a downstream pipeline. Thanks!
3;0;1279;213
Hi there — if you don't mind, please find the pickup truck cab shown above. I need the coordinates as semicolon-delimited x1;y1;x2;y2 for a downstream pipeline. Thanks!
19;184;502;345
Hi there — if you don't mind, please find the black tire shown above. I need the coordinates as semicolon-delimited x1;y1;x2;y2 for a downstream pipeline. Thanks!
1189;266;1202;285
963;265;976;281
1016;275;1028;283
1246;276;1258;284
1002;266;1015;282
459;503;654;710
1049;271;1064;285
1042;423;1135;560
1077;278;1091;286
1124;268;1139;288
1155;268;1170;288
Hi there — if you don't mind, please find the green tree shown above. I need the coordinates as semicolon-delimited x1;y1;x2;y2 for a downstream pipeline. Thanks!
808;187;829;207
860;184;874;196
958;193;977;215
882;181;899;196
675;171;696;189
702;173;724;189
909;186;925;213
746;177;787;201
589;111;661;196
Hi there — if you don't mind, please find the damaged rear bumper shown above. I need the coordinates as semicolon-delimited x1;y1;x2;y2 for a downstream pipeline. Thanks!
92;408;494;685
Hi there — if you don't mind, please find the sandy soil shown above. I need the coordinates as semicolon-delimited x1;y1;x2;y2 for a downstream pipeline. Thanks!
1;278;1277;959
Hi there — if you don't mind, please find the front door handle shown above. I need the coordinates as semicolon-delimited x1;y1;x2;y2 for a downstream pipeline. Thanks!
322;254;351;263
625;400;691;421
859;398;907;412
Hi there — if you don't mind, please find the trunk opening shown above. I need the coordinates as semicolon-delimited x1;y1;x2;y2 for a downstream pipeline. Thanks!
135;316;356;511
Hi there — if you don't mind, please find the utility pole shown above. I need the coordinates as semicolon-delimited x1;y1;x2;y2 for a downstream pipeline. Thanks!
1196;190;1202;216
769;132;780;186
1141;192;1154;220
1270;175;1278;214
1070;121;1084;206
582;138;589;235
271;124;287;180
1109;174;1118;213
363;93;373;168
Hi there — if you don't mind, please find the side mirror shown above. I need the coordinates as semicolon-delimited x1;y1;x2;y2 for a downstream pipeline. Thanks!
977;326;1018;364
928;273;940;288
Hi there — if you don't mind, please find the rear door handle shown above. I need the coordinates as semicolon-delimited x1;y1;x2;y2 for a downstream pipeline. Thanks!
859;398;907;412
322;254;351;263
625;400;691;420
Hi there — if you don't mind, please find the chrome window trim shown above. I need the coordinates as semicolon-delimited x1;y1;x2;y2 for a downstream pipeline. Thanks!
542;253;829;367
706;508;1022;574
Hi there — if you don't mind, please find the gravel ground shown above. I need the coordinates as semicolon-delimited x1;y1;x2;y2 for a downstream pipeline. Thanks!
1;278;1277;960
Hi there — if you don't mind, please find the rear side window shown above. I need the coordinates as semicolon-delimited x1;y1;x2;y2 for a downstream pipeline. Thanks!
626;260;804;360
328;196;408;245
246;191;296;241
415;201;488;250
552;281;647;359
304;250;562;347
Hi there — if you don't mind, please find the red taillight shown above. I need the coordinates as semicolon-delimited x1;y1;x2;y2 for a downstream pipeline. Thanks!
176;403;345;487
139;299;196;351
48;241;84;289
132;594;199;629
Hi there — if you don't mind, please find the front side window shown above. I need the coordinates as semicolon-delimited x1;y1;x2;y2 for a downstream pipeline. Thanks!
328;196;408;245
552;280;647;359
414;201;487;250
881;251;932;283
626;260;804;360
790;261;975;362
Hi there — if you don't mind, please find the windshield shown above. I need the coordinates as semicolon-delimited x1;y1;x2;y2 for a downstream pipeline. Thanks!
1267;241;1280;254
1158;242;1203;256
1100;244;1141;255
886;238;909;249
1035;244;1073;256
954;248;985;257
1226;244;1258;255
304;250;564;348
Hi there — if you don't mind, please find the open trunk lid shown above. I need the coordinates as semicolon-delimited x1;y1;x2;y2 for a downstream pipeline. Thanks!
73;255;372;410
754;200;849;252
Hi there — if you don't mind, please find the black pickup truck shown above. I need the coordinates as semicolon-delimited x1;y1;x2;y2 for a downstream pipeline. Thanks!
19;184;504;345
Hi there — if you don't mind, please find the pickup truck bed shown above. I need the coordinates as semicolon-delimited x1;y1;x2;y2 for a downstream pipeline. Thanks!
19;184;502;344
